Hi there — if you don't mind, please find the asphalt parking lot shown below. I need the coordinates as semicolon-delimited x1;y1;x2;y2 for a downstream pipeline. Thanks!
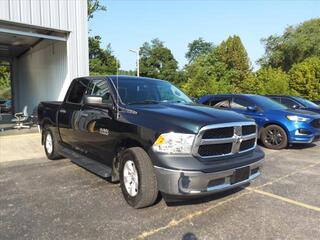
0;133;319;240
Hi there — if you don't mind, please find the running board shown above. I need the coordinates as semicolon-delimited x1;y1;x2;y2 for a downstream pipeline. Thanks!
59;148;112;178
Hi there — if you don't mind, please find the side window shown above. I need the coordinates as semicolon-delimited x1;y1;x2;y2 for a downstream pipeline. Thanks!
67;79;89;104
87;79;112;104
270;97;281;103
281;98;298;108
231;97;253;110
210;97;231;108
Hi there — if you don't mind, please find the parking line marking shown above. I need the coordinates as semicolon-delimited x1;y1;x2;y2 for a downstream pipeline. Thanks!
134;161;320;239
247;187;320;212
133;191;251;240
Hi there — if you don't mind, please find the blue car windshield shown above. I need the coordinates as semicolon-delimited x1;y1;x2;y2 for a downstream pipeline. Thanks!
294;96;320;109
251;95;287;110
110;77;193;105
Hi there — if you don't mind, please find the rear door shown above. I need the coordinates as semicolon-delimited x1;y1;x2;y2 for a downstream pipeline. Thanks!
58;78;90;151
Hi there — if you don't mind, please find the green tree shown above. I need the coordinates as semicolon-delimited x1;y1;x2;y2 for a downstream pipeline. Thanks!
216;35;251;86
182;54;236;97
139;39;179;84
185;38;214;63
89;36;118;75
255;67;290;95
240;74;264;94
87;0;106;20
259;18;320;71
289;57;320;100
0;62;10;99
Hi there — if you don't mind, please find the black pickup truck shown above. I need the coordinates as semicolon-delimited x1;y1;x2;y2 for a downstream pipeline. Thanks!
38;76;264;208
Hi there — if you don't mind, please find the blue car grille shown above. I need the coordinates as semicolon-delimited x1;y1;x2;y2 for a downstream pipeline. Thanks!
311;119;320;129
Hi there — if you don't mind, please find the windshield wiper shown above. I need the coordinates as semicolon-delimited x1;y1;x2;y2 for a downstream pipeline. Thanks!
127;100;160;105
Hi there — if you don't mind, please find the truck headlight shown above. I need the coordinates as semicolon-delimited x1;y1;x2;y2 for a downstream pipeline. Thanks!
152;132;195;154
287;115;310;122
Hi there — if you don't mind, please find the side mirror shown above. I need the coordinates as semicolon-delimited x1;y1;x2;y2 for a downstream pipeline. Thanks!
84;95;102;105
292;104;300;109
247;105;258;112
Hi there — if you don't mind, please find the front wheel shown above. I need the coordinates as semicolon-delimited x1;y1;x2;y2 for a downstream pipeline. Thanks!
261;125;288;150
119;147;158;209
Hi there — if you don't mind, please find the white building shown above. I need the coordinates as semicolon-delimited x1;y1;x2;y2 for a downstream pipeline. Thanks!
0;0;89;113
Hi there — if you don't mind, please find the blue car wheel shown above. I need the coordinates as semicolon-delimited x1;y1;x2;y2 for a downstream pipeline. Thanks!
261;125;288;150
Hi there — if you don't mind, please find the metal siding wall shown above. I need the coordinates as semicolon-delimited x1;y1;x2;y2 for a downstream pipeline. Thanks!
58;0;69;30
20;0;31;23
30;0;41;26
0;0;10;20
9;0;21;22
1;0;89;108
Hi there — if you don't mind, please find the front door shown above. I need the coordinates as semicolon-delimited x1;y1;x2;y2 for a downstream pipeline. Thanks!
77;79;118;165
230;97;265;127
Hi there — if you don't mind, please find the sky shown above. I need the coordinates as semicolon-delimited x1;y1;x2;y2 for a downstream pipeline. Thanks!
89;0;320;71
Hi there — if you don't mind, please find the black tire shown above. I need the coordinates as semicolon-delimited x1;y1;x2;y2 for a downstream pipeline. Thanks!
261;124;288;150
119;147;158;209
43;128;63;160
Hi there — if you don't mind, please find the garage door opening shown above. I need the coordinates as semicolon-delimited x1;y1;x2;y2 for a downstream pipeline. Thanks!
0;20;69;127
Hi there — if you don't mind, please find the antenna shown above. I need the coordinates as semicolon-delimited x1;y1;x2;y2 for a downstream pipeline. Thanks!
116;59;120;119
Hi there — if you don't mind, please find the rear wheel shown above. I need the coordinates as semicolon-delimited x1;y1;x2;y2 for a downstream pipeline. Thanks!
119;147;158;208
43;128;62;160
261;125;288;150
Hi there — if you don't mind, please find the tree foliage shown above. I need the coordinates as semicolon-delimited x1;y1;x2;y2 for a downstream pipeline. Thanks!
0;62;10;99
183;35;251;96
259;18;320;71
139;39;179;84
289;57;320;100
216;35;251;86
185;38;214;63
87;0;106;20
255;67;290;95
89;36;118;75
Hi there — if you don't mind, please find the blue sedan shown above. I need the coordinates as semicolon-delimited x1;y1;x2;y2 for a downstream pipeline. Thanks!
198;94;320;150
267;95;320;114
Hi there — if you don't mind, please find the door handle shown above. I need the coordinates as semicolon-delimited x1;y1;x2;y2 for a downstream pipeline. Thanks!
59;109;66;114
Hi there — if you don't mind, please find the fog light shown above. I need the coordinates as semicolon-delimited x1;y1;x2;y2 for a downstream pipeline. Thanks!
296;129;311;135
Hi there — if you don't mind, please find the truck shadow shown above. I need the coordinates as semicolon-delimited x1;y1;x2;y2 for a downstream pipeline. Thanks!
164;184;248;207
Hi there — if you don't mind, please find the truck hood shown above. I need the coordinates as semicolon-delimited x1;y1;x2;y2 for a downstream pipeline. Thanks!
125;103;253;134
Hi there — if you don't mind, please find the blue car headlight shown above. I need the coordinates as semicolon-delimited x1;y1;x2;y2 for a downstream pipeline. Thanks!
287;115;310;122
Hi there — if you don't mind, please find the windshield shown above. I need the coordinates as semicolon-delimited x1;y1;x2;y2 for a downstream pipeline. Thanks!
251;95;288;110
110;77;193;105
294;96;320;109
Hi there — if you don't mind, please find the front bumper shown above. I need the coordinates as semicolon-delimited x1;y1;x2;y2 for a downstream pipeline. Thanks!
154;159;263;196
288;127;320;144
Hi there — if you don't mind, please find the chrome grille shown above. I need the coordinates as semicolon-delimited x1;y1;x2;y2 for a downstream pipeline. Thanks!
193;122;257;159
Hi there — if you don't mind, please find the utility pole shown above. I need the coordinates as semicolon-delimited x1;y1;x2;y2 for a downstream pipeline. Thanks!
129;49;140;77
